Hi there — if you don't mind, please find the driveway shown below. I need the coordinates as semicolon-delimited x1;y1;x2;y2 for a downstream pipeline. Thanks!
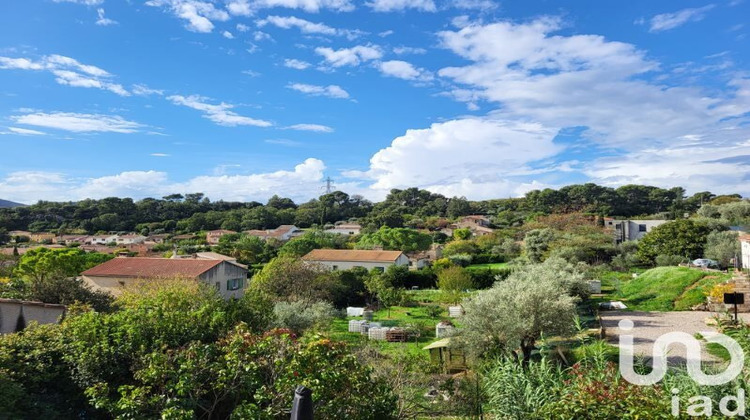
600;310;750;365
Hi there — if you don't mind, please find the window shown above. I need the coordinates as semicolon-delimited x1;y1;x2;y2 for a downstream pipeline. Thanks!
374;266;385;273
639;224;647;232
227;278;243;291
215;282;221;291
332;265;338;271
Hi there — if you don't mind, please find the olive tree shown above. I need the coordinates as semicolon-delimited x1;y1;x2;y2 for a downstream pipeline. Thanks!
704;230;740;268
457;258;587;364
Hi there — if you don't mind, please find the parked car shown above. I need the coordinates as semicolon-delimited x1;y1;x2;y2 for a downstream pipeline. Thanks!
692;258;719;268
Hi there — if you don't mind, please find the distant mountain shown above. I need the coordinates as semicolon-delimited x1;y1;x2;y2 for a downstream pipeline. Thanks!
0;199;26;208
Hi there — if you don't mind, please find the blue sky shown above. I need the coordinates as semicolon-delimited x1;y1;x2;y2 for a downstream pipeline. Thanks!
1;0;749;204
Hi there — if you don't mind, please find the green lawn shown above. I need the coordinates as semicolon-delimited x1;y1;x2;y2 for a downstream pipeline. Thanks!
612;266;730;311
327;302;453;357
466;262;508;271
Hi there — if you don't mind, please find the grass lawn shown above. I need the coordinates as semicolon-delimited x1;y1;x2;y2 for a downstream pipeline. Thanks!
612;266;730;311
326;302;454;358
465;262;508;271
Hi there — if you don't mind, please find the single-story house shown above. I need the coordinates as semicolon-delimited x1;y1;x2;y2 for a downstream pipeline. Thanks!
81;257;248;299
740;234;750;270
206;230;237;245
244;225;303;242
91;234;119;245
301;249;409;272
325;223;362;236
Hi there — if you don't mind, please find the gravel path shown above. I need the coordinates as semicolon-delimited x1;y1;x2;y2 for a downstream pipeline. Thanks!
600;310;750;365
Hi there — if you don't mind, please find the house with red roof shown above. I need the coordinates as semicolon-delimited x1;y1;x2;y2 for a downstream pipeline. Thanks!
81;257;248;299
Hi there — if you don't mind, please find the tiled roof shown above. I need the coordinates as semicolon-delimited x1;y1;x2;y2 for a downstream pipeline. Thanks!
81;257;223;278
301;249;404;263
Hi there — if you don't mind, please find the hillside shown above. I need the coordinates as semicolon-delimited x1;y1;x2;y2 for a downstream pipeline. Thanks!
613;266;731;311
0;199;25;208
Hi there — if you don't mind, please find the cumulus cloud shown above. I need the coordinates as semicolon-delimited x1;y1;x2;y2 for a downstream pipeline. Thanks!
378;60;432;81
366;0;436;12
222;30;234;39
145;0;230;33
315;45;383;67
284;58;311;69
168;94;273;127
393;46;427;55
0;159;328;203
647;5;715;33
0;54;129;96
287;83;350;99
11;112;143;133
286;123;334;132
348;118;561;199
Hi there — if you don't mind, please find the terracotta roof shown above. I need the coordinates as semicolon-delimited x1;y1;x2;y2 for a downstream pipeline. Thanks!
301;249;404;263
81;257;224;278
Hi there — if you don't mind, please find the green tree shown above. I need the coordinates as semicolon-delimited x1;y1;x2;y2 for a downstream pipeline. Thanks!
250;257;341;304
365;271;403;318
636;220;712;265
524;228;556;263
437;266;473;303
356;226;432;252
457;258;587;363
704;230;740;268
14;248;112;282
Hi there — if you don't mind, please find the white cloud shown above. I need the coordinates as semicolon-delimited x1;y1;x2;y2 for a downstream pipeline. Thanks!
253;31;272;41
315;45;383;67
241;69;261;77
284;58;311;69
378;60;432;81
265;138;302;146
451;0;498;10
167;94;273;127
150;153;171;157
145;0;230;33
258;15;337;35
349;118;561;199
286;123;333;132
52;0;103;4
222;30;234;39
393;46;427;55
95;8;118;26
132;84;164;96
366;0;436;12
236;23;251;32
287;83;350;99
227;0;354;14
0;159;328;203
11;112;142;133
378;30;394;37
0;54;129;96
256;15;364;39
2;127;47;136
647;5;715;33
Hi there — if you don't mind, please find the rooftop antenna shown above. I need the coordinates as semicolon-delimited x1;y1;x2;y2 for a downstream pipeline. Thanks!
322;176;336;194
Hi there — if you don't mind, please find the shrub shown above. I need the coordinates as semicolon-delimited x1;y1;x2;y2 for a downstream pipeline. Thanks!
272;300;340;335
655;254;685;267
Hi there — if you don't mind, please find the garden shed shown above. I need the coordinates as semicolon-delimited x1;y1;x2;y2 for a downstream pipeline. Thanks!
423;338;467;374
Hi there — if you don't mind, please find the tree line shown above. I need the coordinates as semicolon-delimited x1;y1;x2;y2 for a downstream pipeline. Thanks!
0;184;740;235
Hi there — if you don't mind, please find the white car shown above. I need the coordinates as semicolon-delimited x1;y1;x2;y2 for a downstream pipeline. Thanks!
692;258;719;268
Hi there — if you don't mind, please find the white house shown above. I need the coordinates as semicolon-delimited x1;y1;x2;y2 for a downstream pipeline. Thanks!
301;249;409;272
244;225;303;241
604;219;669;244
325;223;362;236
116;234;147;245
740;235;750;270
91;234;119;245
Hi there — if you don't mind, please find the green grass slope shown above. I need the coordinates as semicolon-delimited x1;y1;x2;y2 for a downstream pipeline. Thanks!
614;266;730;311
